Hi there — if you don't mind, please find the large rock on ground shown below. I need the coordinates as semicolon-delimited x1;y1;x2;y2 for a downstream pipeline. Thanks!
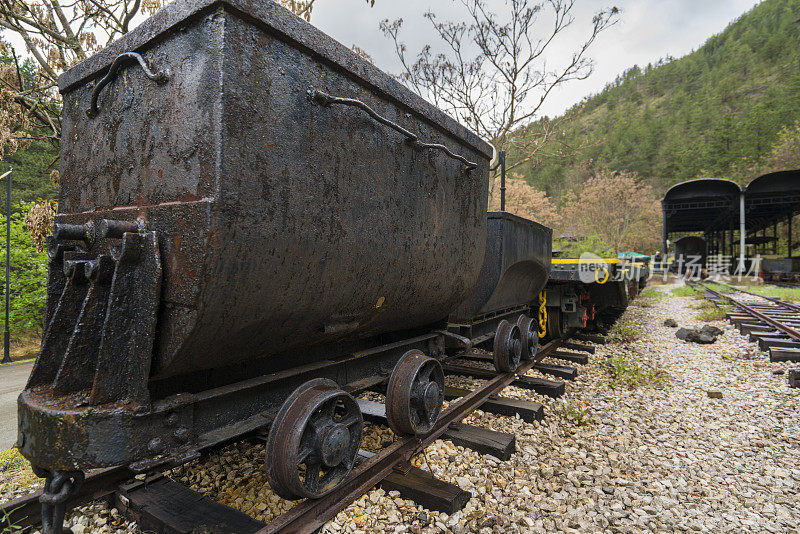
676;324;723;344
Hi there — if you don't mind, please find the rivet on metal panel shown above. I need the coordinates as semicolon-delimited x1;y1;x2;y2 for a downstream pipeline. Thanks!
147;438;164;453
173;427;190;444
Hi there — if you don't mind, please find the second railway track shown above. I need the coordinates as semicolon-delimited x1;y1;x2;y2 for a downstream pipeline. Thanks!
690;281;800;366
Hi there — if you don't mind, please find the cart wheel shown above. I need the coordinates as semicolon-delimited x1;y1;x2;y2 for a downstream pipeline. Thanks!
493;320;521;373
516;314;538;361
386;350;444;436
266;379;362;500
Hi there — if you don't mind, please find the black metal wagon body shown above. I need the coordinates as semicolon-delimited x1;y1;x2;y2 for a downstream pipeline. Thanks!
448;212;552;343
18;0;491;474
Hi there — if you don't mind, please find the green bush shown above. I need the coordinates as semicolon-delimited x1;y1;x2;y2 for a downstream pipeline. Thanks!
0;202;49;338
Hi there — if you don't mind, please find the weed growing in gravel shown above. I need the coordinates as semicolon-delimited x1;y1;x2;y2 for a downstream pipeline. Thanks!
640;289;666;299
723;348;761;361
607;353;667;389
635;289;667;307
606;322;645;343
695;301;729;321
634;299;655;308
558;396;591;426
0;448;37;489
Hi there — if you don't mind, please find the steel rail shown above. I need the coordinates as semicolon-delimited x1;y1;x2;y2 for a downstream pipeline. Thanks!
257;338;563;534
1;339;565;532
694;282;800;342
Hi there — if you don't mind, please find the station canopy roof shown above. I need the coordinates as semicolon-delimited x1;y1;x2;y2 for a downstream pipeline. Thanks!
743;170;800;229
662;179;741;234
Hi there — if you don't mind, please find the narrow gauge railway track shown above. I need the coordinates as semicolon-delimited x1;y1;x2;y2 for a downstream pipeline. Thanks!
715;283;800;313
1;336;596;533
689;281;800;364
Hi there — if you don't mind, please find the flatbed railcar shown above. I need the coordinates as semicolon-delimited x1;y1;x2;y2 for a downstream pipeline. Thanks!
542;255;649;338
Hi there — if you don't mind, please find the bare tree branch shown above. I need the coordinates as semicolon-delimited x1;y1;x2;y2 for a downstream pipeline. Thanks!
382;0;619;182
0;0;376;149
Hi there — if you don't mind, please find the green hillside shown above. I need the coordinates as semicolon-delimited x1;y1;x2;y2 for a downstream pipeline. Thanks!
516;0;800;198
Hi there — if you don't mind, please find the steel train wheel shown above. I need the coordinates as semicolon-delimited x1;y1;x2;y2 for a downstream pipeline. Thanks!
493;320;522;373
386;350;445;436
516;314;538;361
547;308;565;339
266;379;362;500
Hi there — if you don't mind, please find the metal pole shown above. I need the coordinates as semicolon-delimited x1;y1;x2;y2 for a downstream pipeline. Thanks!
739;193;746;274
789;213;793;259
499;151;506;212
774;221;778;255
1;167;11;364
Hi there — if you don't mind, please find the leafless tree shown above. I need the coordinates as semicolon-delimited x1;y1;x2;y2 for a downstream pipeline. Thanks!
283;0;375;21
0;0;166;142
381;0;618;174
0;0;374;144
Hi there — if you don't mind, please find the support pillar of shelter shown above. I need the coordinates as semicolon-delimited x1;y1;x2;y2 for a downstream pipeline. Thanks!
739;193;746;274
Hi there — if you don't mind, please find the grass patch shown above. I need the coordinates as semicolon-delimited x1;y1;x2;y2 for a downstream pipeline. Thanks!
735;284;800;303
640;289;666;299
0;448;37;490
607;354;668;389
558;396;591;426
606;322;645;343
670;285;698;297
695;301;729;321
633;289;666;308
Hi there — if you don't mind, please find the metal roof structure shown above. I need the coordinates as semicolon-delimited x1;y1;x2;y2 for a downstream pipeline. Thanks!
744;170;800;230
661;170;800;264
662;179;741;234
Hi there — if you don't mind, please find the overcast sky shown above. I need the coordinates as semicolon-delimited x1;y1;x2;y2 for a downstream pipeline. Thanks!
313;0;762;118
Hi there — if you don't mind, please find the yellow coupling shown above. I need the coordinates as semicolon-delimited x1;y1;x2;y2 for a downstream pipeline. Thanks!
538;291;547;338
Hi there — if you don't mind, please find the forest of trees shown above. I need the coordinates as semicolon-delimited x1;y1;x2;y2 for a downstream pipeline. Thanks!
513;0;800;199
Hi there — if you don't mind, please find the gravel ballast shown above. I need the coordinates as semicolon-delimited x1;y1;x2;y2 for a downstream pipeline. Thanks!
3;281;798;533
